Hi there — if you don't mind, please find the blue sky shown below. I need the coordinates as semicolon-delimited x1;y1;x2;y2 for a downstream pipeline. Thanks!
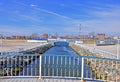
0;0;120;36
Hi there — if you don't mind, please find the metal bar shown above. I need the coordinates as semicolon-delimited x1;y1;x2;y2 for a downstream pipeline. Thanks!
14;57;16;76
21;56;23;76
57;56;58;76
7;57;9;76
48;56;50;76
1;56;4;76
23;56;25;76
99;59;101;80
77;57;79;77
44;56;46;64
95;58;97;79
49;56;50;64
64;57;67;76
26;56;28;76
116;61;118;82
34;56;36;76
73;57;75;77
35;55;37;76
31;56;33;76
61;56;62;76
103;60;105;80
10;56;12;76
19;56;21;76
39;55;42;78
81;57;84;81
112;60;114;80
53;56;54;76
90;58;92;79
69;57;71;77
86;58;88;78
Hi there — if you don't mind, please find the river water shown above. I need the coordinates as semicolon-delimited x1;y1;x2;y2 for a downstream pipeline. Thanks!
19;43;94;78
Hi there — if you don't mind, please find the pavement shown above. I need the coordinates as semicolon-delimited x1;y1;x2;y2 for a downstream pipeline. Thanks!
0;77;105;82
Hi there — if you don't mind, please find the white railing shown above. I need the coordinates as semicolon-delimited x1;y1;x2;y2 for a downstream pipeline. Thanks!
75;43;117;59
0;55;120;81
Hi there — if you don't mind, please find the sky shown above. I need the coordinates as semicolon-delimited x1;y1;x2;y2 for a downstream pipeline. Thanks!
0;0;120;36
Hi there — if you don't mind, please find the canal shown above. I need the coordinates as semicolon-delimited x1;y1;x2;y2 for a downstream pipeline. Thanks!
19;41;94;78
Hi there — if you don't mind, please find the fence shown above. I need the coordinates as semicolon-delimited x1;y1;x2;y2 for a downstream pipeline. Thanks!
75;43;117;59
0;54;120;82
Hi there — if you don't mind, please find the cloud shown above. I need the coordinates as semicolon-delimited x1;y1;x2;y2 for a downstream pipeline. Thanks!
1;1;120;36
30;4;37;7
92;9;120;19
17;14;43;23
14;1;73;21
72;4;120;35
35;7;73;20
0;5;43;23
73;3;111;11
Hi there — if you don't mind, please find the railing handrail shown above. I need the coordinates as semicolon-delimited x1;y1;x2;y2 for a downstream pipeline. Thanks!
75;43;117;58
1;53;120;61
0;54;119;81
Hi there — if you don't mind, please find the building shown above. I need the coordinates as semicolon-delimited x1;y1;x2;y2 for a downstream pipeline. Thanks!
12;36;27;39
79;35;94;40
97;34;105;40
41;34;49;38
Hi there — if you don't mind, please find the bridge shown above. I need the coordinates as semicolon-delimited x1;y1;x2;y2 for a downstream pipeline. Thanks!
0;41;120;82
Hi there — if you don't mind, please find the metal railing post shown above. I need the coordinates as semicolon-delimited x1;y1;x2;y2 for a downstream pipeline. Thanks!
81;57;85;82
38;55;42;80
115;61;118;82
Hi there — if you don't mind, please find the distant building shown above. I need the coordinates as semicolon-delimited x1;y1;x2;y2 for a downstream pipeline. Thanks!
12;36;26;39
97;34;105;40
79;35;94;40
41;34;49;38
112;36;120;39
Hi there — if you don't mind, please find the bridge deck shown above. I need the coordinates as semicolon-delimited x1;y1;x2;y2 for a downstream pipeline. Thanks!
0;78;103;82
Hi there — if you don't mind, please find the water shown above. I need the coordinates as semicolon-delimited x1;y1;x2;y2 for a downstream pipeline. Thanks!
41;45;93;78
43;46;78;56
19;43;94;78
